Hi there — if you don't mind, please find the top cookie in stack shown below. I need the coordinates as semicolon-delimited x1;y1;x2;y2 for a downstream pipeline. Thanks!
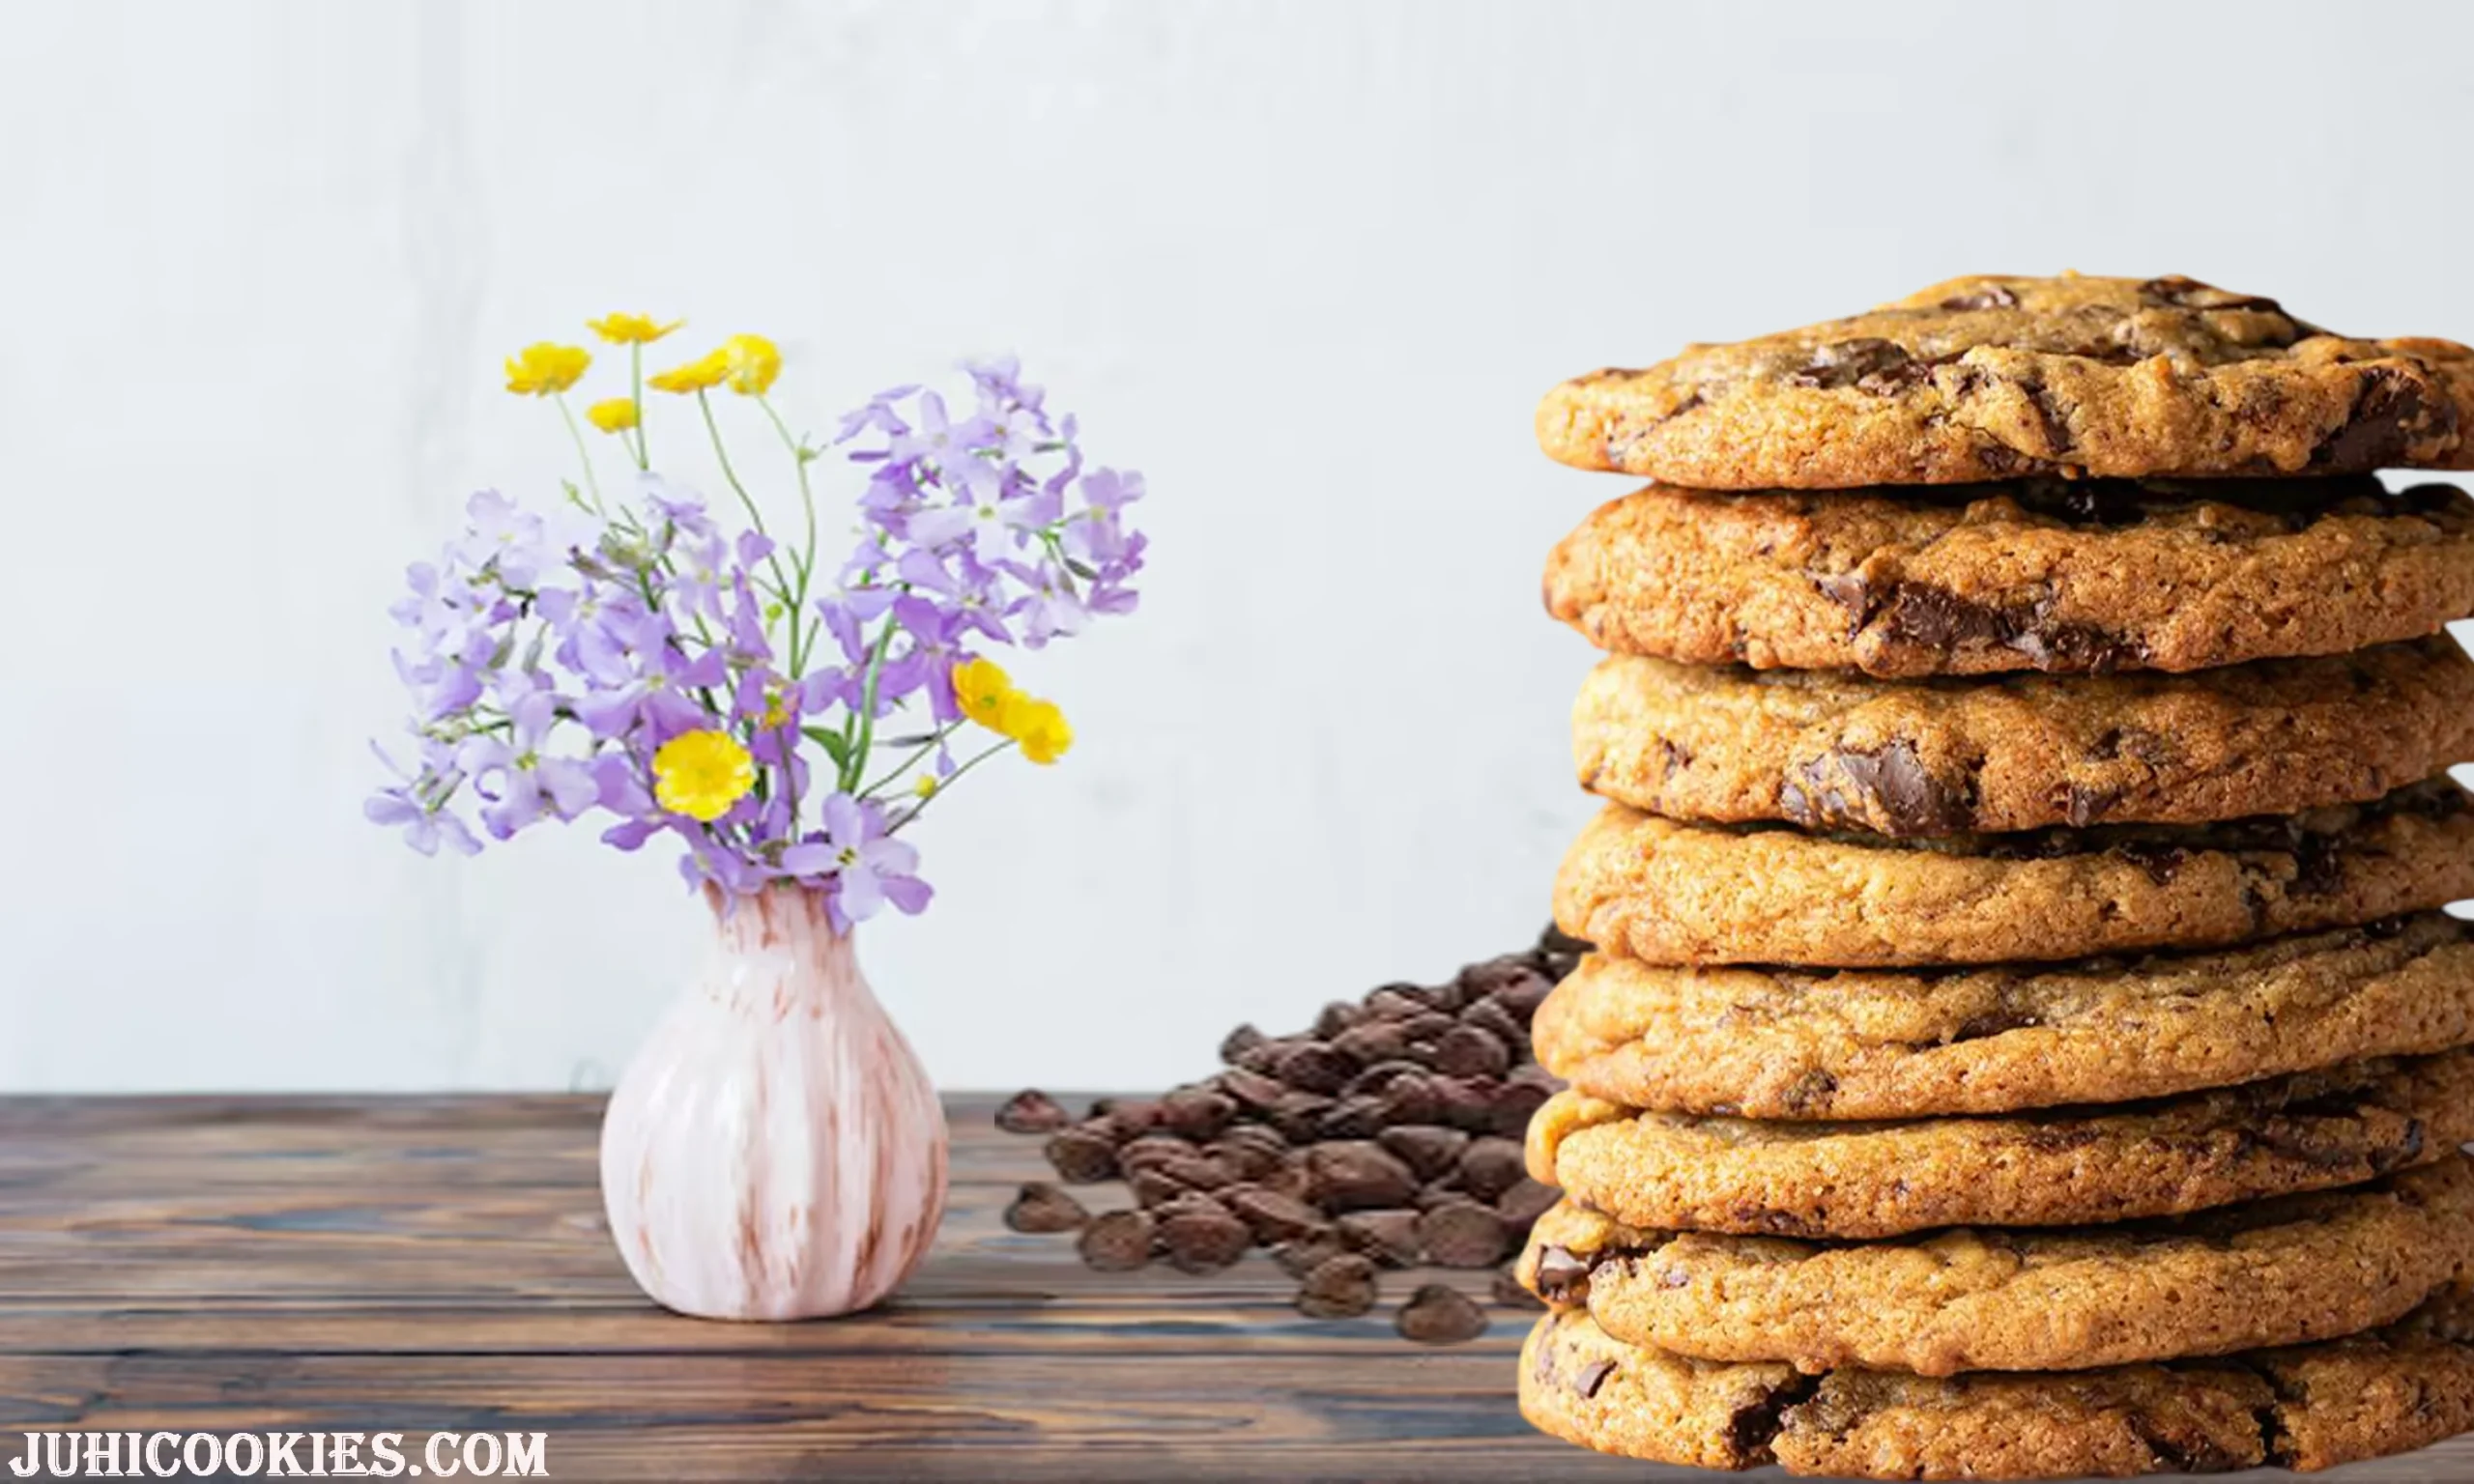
1514;275;2474;1481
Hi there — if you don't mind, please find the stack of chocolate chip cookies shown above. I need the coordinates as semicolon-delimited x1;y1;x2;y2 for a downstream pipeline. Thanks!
1513;274;2474;1478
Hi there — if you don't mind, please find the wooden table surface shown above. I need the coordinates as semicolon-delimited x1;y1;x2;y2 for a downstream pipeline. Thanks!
0;1095;2463;1482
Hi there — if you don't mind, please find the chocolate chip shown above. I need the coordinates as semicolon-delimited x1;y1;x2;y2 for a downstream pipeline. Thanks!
1377;1124;1470;1182
1003;1182;1089;1233
2137;275;2285;314
1939;284;2019;311
2064;784;2120;828
1374;1071;1446;1127
1490;1269;1546;1310
1044;1127;1119;1184
2314;366;2447;471
1395;1282;1488;1345
1205;1134;1287;1182
1295;1253;1379;1319
1841;739;1971;835
1487;970;1557;1022
1307;1141;1420;1211
1456;1138;1528;1202
1495;1178;1561;1231
1532;1244;1593;1303
1484;1078;1553;1138
1417;1201;1510;1268
1788;337;1913;391
994;1088;1072;1134
1223;1184;1329;1242
1332;1020;1411;1064
1459;995;1527;1048
1218;1022;1266;1066
1312;1000;1366;1040
1158;1087;1235;1141
1151;1153;1231;1191
2115;840;2190;885
1116;1134;1196;1172
1337;1208;1423;1267
1342;1058;1424;1098
1158;1207;1251;1273
1271;1233;1347;1278
1569;1358;1617;1399
1432;1024;1511;1079
1101;1099;1162;1140
2022;378;2073;458
1364;986;1431;1019
1126;1171;1184;1207
1077;1210;1154;1271
1811;569;1873;628
1275;1042;1357;1097
1217;1069;1291;1113
1312;1096;1390;1140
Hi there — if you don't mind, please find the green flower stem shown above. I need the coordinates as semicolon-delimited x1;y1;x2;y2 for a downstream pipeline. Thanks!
554;396;605;513
859;721;964;797
629;344;649;471
695;387;798;620
842;615;902;793
889;735;1015;831
757;394;820;676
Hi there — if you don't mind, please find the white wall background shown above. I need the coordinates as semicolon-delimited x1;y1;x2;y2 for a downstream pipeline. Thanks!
4;0;2472;1092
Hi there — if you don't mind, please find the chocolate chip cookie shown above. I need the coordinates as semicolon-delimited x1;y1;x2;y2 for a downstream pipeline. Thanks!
1555;779;2474;967
1518;1156;2474;1377
1524;1050;2474;1240
1575;640;2474;836
1532;915;2474;1120
1543;477;2474;676
1536;273;2474;487
1518;1282;2474;1477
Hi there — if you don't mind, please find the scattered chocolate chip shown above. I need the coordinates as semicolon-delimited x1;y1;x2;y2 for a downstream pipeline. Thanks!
1116;1134;1196;1172
1458;995;1527;1049
1205;1134;1286;1182
1158;1207;1251;1273
1275;1042;1357;1097
1077;1210;1154;1271
1307;1141;1421;1212
1374;1071;1446;1126
1271;1233;1347;1278
1417;1201;1510;1268
1496;1178;1560;1230
2315;366;2447;471
1456;1138;1527;1202
1218;1022;1266;1066
1377;1124;1470;1182
1003;1182;1089;1233
1312;1000;1366;1039
1045;1127;1120;1184
1338;1208;1424;1267
1433;1024;1511;1079
1395;1282;1488;1345
1159;1087;1236;1141
1296;1253;1380;1319
1487;970;1556;1021
1223;1184;1329;1242
994;1088;1072;1134
1569;1357;1617;1399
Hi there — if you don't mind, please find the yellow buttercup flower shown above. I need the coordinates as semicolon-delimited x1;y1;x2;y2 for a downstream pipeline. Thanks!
503;342;591;396
586;397;639;434
723;333;782;396
1004;696;1073;766
647;349;730;394
651;729;757;822
587;313;682;345
952;658;1017;728
913;775;938;799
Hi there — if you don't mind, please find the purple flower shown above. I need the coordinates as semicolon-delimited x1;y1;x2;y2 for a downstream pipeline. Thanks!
778;794;932;930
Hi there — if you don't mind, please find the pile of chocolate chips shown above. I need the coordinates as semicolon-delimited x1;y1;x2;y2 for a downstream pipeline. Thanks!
994;926;1589;1344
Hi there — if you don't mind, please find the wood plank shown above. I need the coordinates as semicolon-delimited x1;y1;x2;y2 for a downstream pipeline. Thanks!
0;1094;2459;1481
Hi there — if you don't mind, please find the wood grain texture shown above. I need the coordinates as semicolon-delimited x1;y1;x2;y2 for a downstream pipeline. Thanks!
0;1094;2459;1482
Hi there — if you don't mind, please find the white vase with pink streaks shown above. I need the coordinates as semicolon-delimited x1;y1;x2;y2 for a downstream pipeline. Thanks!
599;883;948;1321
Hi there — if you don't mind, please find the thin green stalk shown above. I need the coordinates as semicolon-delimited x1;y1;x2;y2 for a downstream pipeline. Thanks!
842;615;901;793
860;721;963;797
891;736;1015;829
758;394;820;676
629;344;649;470
554;396;604;513
696;388;798;607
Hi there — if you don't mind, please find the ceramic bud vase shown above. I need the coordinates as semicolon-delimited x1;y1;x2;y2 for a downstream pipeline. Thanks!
599;883;948;1320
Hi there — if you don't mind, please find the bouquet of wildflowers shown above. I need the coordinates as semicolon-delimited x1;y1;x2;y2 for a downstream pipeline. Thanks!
367;317;1146;930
